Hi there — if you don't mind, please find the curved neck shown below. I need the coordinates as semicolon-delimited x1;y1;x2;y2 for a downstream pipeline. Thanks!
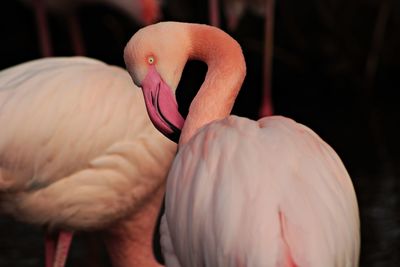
103;186;164;267
179;24;246;146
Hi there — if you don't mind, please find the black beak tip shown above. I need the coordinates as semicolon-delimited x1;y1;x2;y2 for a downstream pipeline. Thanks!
166;129;181;144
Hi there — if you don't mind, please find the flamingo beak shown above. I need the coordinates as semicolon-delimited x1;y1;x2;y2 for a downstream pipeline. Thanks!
141;66;185;143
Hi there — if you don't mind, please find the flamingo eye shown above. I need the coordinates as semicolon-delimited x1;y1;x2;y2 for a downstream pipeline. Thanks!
147;56;155;64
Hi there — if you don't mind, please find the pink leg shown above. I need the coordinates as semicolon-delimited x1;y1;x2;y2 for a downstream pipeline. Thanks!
53;231;74;267
45;232;56;267
209;0;220;27
67;14;85;56
259;0;275;117
33;0;53;57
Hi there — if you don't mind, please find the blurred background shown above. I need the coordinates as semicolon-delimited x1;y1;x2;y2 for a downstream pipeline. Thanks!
0;0;399;266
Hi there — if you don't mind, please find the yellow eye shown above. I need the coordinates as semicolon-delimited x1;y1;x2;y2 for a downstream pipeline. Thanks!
147;56;155;64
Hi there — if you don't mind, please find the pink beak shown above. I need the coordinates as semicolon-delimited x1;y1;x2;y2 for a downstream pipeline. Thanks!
141;66;185;143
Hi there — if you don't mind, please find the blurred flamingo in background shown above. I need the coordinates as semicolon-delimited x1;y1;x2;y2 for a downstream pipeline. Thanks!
221;0;275;117
221;0;264;31
0;57;175;267
208;0;220;26
124;21;360;266
26;0;161;56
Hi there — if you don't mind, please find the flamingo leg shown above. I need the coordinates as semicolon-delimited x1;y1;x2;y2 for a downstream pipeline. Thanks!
52;231;74;267
33;0;53;57
45;232;56;267
259;0;275;117
67;13;86;56
209;0;220;27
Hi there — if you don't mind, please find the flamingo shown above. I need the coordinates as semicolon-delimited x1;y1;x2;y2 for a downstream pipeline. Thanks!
12;1;162;264
0;57;176;267
123;22;360;266
27;0;161;56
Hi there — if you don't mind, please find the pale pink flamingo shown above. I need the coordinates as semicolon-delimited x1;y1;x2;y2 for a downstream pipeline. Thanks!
0;57;175;267
26;0;161;56
124;22;360;266
13;0;162;264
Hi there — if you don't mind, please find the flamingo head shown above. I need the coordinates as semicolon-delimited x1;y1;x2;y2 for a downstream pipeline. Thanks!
124;22;190;143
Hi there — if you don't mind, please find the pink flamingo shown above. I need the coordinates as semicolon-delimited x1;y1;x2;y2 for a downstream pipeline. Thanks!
28;0;161;56
15;0;162;264
0;57;175;267
124;22;360;266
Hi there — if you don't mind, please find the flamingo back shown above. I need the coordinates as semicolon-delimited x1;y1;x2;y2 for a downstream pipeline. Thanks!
161;115;359;267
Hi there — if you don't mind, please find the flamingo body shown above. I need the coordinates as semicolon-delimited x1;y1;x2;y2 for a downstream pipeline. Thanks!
161;115;359;267
0;57;175;230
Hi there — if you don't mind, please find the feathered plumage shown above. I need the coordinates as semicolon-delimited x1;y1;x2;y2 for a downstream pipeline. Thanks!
162;115;359;266
0;57;175;230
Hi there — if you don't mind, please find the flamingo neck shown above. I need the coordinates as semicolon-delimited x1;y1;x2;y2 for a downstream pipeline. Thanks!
103;187;164;267
179;24;246;146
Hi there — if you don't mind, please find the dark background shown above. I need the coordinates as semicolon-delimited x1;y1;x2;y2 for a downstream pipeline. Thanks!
1;0;399;266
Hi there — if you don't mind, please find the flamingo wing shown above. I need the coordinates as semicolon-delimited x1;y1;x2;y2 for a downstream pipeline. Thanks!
162;115;359;267
0;57;175;229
